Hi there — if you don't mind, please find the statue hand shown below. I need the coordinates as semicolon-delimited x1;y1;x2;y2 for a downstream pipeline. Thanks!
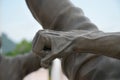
32;29;76;68
32;29;86;68
32;30;51;56
32;30;58;68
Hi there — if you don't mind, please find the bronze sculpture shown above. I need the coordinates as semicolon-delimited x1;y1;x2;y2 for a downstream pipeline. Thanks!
26;0;120;80
0;52;41;80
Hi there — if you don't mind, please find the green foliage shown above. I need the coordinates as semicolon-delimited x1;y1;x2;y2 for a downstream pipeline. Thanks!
5;39;32;56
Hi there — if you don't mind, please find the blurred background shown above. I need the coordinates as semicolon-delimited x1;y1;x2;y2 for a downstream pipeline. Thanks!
0;0;120;80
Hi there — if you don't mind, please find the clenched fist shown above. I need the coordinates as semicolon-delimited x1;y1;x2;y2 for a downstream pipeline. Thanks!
32;30;120;68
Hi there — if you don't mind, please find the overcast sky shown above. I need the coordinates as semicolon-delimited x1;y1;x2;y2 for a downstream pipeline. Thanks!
1;0;120;42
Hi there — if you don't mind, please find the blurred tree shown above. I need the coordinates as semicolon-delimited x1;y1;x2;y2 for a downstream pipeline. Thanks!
5;39;32;56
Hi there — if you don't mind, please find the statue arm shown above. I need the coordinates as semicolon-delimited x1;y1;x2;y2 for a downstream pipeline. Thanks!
20;52;41;75
32;30;120;68
0;53;41;80
72;32;120;59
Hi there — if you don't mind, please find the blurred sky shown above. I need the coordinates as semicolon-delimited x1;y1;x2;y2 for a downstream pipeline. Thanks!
1;0;120;42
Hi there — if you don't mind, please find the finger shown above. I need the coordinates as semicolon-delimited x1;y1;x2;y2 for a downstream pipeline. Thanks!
40;44;74;68
41;52;57;67
32;32;45;55
40;42;75;65
58;42;75;58
32;30;40;48
40;51;55;68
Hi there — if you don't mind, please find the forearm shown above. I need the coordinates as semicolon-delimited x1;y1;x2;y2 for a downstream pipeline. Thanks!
21;52;41;72
74;32;120;59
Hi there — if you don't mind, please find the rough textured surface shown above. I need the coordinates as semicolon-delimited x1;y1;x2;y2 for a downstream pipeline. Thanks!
26;0;120;80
